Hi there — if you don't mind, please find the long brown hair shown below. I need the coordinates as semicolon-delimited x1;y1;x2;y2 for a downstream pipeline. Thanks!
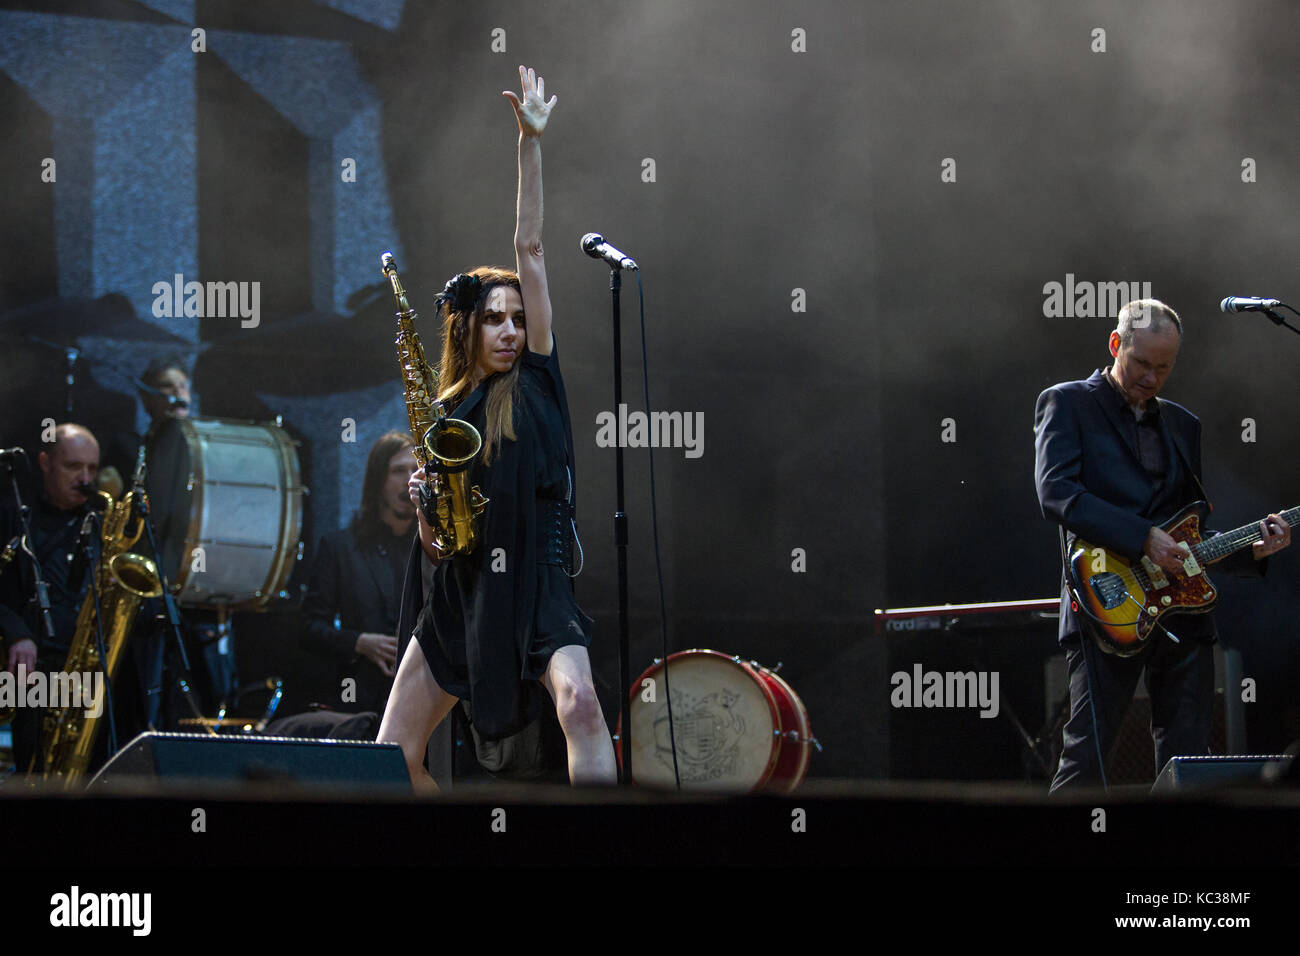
435;265;522;464
356;430;415;538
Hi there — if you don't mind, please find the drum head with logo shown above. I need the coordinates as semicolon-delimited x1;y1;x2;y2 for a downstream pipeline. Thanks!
629;650;782;791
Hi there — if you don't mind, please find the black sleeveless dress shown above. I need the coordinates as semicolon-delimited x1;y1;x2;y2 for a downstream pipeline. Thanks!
413;339;592;740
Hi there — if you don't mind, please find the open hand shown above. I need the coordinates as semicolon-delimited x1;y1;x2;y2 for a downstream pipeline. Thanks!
503;65;556;137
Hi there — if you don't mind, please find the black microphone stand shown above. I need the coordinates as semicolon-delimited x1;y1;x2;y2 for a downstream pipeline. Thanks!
606;267;633;782
129;446;207;729
1260;303;1300;338
3;454;57;647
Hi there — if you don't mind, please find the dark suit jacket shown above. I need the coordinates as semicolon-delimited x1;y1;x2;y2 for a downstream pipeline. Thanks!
1034;369;1261;643
301;523;405;713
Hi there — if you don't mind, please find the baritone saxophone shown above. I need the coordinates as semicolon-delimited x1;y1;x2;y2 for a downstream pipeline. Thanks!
381;251;488;556
39;490;162;787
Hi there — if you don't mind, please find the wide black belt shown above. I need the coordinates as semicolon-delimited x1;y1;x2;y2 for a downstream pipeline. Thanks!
537;497;573;571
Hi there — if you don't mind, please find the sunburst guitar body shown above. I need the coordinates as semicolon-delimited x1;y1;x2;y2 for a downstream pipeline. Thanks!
1068;501;1299;657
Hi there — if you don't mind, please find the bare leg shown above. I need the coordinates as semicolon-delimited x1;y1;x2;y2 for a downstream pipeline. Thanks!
540;645;616;785
378;638;459;795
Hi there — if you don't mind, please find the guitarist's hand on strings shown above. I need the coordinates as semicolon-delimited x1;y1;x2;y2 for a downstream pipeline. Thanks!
1252;513;1291;560
1144;526;1189;573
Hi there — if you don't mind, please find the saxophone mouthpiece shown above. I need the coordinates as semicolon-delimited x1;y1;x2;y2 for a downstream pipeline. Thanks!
77;484;109;507
381;251;396;274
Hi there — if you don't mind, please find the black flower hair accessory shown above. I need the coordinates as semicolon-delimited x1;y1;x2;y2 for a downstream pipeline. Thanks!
437;273;482;315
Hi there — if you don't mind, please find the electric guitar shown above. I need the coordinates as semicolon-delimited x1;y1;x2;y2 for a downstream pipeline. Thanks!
1068;501;1298;657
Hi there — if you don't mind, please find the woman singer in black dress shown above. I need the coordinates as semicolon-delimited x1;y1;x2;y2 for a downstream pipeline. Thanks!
378;66;616;791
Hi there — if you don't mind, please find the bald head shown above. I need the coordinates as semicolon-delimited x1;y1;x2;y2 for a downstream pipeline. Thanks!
1115;298;1182;347
39;423;100;510
1108;301;1182;409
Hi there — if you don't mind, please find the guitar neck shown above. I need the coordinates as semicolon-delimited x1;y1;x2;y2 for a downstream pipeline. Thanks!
1194;505;1300;564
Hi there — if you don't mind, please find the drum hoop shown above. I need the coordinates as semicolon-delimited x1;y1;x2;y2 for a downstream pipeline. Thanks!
259;424;302;605
172;417;205;599
627;648;783;789
762;668;814;789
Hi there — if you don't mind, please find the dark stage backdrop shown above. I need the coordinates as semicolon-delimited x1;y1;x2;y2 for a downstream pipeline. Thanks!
1;0;1296;779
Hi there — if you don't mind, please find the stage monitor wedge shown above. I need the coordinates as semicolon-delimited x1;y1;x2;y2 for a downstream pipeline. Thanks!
87;731;410;792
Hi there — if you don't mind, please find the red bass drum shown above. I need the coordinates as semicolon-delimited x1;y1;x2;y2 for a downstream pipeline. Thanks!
617;649;816;792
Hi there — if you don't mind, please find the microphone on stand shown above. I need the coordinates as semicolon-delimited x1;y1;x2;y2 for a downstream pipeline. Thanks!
132;445;147;491
1220;294;1300;336
66;484;112;591
1220;296;1282;314
133;378;190;410
66;511;98;593
581;233;638;271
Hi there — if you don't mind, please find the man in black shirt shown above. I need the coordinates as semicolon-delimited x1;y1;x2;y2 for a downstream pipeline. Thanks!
1;424;101;772
301;432;416;715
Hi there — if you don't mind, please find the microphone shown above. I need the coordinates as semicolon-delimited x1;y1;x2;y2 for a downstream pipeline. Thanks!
134;379;189;408
66;512;98;593
581;233;638;271
1220;296;1282;314
132;445;147;490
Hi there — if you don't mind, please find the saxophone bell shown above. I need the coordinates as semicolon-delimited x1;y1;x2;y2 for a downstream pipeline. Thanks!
107;551;165;600
420;419;489;555
424;417;481;471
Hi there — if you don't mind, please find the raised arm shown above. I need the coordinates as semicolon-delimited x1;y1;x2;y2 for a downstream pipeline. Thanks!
503;65;555;356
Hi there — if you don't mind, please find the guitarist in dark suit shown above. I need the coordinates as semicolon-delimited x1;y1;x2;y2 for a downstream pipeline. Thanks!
1034;299;1290;790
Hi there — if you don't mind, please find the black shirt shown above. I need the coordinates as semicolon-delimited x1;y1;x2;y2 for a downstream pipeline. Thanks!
0;495;93;662
1102;367;1167;481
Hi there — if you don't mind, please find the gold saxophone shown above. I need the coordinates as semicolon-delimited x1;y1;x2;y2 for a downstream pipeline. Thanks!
381;252;488;556
39;490;162;787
